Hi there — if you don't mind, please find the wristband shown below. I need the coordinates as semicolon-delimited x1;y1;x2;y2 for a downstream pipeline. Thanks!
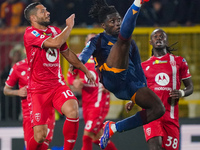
179;89;185;97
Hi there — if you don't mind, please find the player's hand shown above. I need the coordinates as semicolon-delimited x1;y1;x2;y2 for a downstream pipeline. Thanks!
85;71;97;86
73;79;84;89
18;86;27;97
69;64;76;75
125;101;134;113
66;14;75;29
169;89;180;101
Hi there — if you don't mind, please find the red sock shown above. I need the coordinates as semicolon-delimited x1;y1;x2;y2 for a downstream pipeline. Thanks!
27;136;43;150
93;139;117;150
63;117;79;150
41;141;49;150
105;141;118;150
93;139;100;145
81;135;92;150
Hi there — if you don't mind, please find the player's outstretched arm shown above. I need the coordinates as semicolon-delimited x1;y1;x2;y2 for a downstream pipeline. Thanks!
61;49;96;85
43;14;75;49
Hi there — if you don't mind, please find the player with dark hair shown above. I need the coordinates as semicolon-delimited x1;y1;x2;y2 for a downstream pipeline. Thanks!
3;58;55;149
67;33;117;150
140;28;193;150
23;2;95;150
76;0;165;149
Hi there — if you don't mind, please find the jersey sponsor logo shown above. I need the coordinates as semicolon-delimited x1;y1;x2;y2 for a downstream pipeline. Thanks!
153;60;167;65
155;73;170;86
46;48;58;62
35;113;41;122
154;87;172;91
146;127;151;136
31;30;40;37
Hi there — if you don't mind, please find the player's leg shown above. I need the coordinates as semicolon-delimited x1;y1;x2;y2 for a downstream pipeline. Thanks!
106;0;144;69
61;100;79;150
53;85;79;150
27;125;48;150
143;120;164;150
115;87;165;132
100;87;165;149
26;92;51;150
148;137;163;150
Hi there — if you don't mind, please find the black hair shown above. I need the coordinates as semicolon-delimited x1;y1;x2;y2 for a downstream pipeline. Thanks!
24;2;41;23
89;0;118;23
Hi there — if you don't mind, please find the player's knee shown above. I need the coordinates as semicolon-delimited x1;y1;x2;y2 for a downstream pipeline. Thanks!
34;132;47;143
64;106;79;118
62;100;79;118
154;102;165;119
33;126;48;143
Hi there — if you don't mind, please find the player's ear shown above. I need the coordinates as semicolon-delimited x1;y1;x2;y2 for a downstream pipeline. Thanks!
149;40;152;45
101;23;106;30
30;15;36;22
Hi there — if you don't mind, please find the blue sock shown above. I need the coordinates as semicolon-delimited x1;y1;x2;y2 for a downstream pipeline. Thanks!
119;3;140;40
115;111;146;132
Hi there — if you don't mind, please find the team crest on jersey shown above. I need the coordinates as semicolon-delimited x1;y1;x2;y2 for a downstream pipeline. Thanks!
35;113;41;122
155;73;170;86
40;35;45;39
146;128;151;136
46;48;58;62
31;30;40;37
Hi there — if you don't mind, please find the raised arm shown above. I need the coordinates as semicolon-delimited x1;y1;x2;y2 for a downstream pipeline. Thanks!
43;14;75;49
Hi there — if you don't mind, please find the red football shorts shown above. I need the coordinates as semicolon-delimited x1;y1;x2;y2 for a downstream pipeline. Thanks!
143;119;179;150
83;98;109;134
28;85;77;126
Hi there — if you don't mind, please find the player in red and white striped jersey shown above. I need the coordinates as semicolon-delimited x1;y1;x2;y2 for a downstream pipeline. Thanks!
141;29;193;150
23;2;95;150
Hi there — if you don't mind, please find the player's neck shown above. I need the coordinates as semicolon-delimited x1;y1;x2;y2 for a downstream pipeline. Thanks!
32;22;48;30
153;49;167;57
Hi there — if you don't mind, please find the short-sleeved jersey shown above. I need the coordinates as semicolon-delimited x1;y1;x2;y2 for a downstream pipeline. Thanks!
5;59;29;117
142;53;191;127
79;32;146;100
24;26;68;92
67;56;110;108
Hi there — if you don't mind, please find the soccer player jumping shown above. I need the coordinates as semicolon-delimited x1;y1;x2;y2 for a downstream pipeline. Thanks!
76;0;165;149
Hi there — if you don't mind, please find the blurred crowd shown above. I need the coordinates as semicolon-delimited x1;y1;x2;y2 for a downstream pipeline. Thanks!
0;0;200;28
